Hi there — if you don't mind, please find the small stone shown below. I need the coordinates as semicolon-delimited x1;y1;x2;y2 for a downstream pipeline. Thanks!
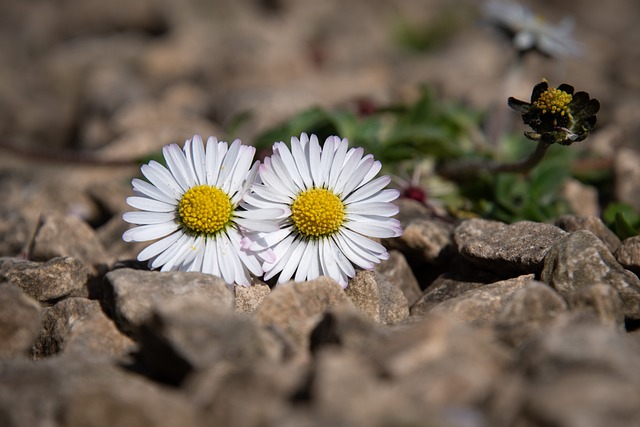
541;230;640;319
0;257;89;303
32;297;134;359
495;281;568;347
568;284;625;329
137;296;277;384
427;274;536;326
410;258;504;316
560;178;600;217
614;148;640;212
555;214;622;254
27;214;109;272
185;360;304;427
615;235;640;275
0;284;42;359
370;313;511;407
345;270;409;325
375;250;422;306
385;217;454;265
104;268;234;334
255;277;354;350
309;306;386;354
454;219;567;275
235;281;271;314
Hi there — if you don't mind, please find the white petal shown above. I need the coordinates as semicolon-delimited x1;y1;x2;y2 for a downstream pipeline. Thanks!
362;189;401;204
291;135;313;188
327;137;348;190
333;232;375;269
276;141;305;190
123;211;176;225
132;178;177;203
319;239;345;286
123;222;179;242
346;202;399;217
141;162;183;200
345;219;401;238
189;135;207;185
307;135;322;187
202;238;218;276
334;147;364;194
137;232;182;261
218;139;241;192
318;136;336;187
339;155;375;197
341;228;388;255
343;176;392;204
295;239;320;282
278;239;307;283
163;143;195;190
126;196;176;212
206;137;224;187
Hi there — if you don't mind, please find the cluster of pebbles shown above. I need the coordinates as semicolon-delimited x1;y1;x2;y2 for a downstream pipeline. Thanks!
2;195;640;427
2;0;640;426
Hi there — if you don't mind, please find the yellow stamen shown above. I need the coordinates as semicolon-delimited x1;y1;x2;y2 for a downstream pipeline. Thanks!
178;185;232;235
533;87;572;116
291;188;345;238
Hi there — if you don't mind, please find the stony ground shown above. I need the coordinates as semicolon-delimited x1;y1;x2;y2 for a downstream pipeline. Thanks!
2;0;640;426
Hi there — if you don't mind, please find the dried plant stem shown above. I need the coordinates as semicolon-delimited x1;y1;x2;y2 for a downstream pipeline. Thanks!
437;141;550;181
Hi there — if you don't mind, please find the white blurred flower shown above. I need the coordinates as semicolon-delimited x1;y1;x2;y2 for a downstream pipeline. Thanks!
242;133;402;288
122;135;281;287
484;0;583;57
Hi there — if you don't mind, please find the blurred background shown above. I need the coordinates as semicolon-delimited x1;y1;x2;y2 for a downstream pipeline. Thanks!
1;0;639;260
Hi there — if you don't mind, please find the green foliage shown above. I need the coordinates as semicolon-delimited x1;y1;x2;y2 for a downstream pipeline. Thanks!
253;85;481;168
603;203;640;239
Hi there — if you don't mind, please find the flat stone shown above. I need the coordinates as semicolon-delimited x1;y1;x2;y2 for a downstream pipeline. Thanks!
614;148;640;211
104;268;234;334
345;270;409;325
495;281;568;347
375;250;422;306
255;277;354;350
568;284;625;329
555;214;622;254
541;230;640;319
615;235;640;275
234;281;271;314
137;296;278;384
0;256;89;303
0;284;42;359
32;297;134;359
427;274;536;326
454;219;567;275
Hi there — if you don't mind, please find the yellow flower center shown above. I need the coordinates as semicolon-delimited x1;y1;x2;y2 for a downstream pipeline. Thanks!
178;185;232;235
533;87;572;116
291;188;346;238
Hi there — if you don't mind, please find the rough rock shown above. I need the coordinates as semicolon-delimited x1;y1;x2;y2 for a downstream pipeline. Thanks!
614;148;640;212
27;214;109;272
385;216;454;265
255;277;354;350
615;235;640;275
185;360;305;427
32;297;134;359
0;256;89;303
369;313;511;407
345;270;409;325
104;268;234;334
309;306;387;354
568;284;625;329
234;281;271;314
0;356;201;427
495;281;568;347
375;250;422;306
555;214;622;254
454;219;567;275
426;274;536;326
541;230;640;319
0;284;42;359
137;296;279;384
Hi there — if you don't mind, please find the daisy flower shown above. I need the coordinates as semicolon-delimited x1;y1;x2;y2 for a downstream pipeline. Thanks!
242;133;403;288
122;135;281;287
483;0;583;58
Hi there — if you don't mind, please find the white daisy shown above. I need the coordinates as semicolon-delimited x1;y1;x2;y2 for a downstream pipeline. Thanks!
242;133;403;288
484;0;583;58
122;135;281;287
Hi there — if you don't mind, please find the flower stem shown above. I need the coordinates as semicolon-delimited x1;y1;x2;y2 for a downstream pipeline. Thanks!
437;141;551;181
